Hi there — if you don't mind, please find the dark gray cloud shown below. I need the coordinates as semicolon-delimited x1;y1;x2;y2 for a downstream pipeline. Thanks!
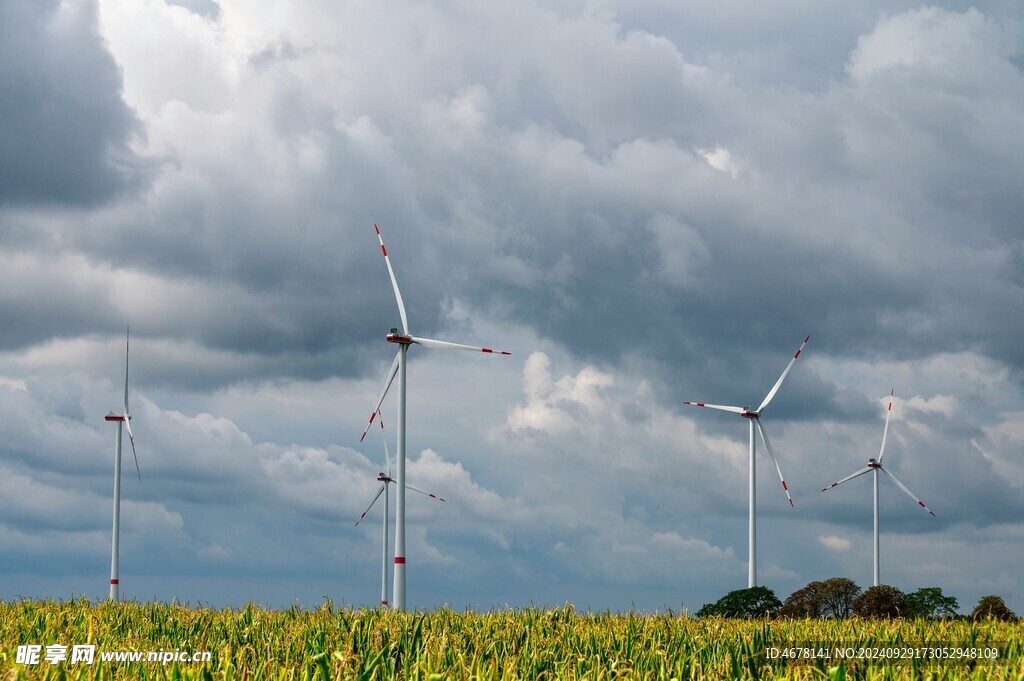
0;0;145;206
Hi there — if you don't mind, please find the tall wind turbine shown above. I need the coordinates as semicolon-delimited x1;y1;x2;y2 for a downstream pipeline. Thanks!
360;224;510;611
103;327;141;601
683;335;809;587
355;411;445;607
821;388;935;586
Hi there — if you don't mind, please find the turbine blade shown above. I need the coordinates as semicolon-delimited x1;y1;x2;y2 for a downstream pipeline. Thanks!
378;411;392;476
355;484;387;527
360;352;401;443
375;224;409;335
123;326;130;413
877;388;894;464
682;402;745;414
755;420;793;507
405;482;445;502
124;417;141;482
821;466;872;492
756;334;810;414
409;336;510;355
880;466;935;516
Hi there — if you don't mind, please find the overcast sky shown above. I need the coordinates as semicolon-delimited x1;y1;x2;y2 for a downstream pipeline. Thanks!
2;0;1023;614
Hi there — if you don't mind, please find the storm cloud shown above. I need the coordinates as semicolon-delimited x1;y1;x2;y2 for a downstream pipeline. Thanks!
1;0;1023;613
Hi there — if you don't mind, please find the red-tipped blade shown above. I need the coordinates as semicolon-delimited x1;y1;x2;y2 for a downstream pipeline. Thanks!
405;482;445;503
411;335;511;355
359;352;400;443
375;225;409;335
880;466;936;517
682;402;745;414
756;334;810;414
821;466;872;492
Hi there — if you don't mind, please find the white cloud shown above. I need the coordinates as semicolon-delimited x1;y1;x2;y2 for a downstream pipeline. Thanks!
818;534;852;552
697;146;740;178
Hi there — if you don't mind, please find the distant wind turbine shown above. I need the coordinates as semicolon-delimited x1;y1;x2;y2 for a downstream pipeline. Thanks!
821;388;935;586
683;335;809;588
360;224;510;611
103;327;141;601
355;411;445;608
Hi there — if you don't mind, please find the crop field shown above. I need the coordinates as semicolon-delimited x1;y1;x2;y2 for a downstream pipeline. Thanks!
1;599;1022;680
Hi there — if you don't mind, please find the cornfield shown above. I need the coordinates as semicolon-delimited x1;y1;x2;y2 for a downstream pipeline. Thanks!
1;599;1022;679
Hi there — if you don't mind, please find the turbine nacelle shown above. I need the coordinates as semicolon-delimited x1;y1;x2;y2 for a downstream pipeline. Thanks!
104;413;129;422
740;408;758;419
867;458;880;468
386;328;413;345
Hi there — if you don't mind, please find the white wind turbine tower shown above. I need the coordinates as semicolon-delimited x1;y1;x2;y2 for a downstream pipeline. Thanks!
355;410;446;607
821;388;935;586
360;224;510;611
683;335;809;588
103;327;141;601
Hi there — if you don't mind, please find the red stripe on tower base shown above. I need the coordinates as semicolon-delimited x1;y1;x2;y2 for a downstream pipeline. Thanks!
394;556;406;564
110;579;119;585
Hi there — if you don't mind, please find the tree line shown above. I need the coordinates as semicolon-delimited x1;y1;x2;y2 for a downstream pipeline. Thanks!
696;579;1018;620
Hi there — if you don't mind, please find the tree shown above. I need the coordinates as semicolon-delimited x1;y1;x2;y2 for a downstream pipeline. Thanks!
819;578;861;619
780;581;825;618
696;587;782;619
779;578;862;619
854;585;906;618
971;595;1016;621
905;587;960;619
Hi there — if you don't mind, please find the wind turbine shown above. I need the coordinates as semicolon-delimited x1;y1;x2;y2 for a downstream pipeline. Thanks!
821;388;935;586
103;327;141;601
355;410;446;607
683;335;809;588
360;224;510;611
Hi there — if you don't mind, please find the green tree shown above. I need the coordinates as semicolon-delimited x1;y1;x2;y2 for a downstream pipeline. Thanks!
971;595;1016;621
696;586;782;619
853;585;906;618
905;587;959;619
